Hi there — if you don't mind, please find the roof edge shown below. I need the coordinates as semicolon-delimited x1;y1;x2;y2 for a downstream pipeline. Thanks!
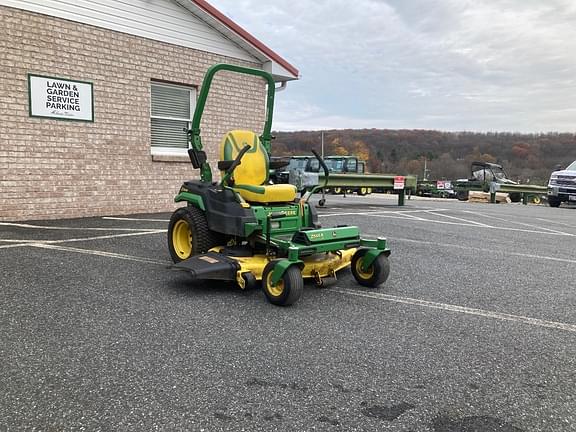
191;0;300;79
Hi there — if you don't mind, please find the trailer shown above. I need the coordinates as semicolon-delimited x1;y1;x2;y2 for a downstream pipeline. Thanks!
272;155;416;206
416;179;457;198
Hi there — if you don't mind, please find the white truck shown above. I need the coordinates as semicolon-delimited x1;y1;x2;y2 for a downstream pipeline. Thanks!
548;160;576;207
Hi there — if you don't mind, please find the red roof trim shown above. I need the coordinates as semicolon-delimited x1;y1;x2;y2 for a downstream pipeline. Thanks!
191;0;299;78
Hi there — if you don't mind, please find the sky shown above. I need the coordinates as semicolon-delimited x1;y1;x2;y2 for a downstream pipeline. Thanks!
209;0;576;133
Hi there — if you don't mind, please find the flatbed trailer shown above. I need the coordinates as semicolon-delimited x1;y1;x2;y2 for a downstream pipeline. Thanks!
273;155;417;206
488;183;547;204
314;172;417;206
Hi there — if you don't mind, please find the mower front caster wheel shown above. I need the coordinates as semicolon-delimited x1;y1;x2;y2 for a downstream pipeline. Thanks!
241;272;258;290
351;249;390;288
262;262;303;306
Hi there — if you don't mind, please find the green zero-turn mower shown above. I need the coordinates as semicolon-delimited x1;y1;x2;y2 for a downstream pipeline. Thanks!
167;63;391;306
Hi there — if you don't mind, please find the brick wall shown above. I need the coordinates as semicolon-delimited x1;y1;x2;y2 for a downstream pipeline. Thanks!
0;5;267;221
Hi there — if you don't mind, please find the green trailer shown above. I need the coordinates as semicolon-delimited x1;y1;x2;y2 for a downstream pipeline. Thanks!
272;154;417;205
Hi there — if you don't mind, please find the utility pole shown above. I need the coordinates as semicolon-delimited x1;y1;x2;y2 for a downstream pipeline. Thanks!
321;130;324;158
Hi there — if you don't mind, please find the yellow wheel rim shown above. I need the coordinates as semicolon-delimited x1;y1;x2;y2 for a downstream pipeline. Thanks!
532;196;541;204
360;187;367;194
334;187;341;194
172;219;192;259
355;257;374;279
266;272;284;297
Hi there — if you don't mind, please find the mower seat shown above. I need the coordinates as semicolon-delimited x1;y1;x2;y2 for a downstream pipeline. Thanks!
220;130;297;203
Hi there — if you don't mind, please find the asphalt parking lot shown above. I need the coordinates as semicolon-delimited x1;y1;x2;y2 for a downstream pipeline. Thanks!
1;196;575;431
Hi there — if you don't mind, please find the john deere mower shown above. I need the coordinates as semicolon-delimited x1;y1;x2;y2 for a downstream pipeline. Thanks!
167;64;390;306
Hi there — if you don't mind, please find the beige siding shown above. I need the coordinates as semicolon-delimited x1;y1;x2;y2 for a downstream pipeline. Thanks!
0;0;256;61
0;5;267;220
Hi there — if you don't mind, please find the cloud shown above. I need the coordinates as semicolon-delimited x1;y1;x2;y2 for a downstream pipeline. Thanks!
210;0;576;132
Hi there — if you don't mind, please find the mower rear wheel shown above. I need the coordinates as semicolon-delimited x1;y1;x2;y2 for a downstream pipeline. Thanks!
351;249;390;288
262;262;303;306
168;206;223;263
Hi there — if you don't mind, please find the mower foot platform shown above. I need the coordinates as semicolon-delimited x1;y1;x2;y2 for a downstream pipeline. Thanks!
171;252;239;281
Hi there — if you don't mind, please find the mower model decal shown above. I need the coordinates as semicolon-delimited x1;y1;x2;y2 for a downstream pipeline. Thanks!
199;256;219;264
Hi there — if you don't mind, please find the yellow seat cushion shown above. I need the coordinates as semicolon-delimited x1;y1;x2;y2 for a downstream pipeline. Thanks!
233;183;297;203
220;130;297;203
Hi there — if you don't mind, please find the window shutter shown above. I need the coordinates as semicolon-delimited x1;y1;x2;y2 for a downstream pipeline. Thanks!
151;118;188;149
150;83;194;151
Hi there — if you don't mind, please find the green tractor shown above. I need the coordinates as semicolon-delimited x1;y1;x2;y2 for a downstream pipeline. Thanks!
167;64;391;306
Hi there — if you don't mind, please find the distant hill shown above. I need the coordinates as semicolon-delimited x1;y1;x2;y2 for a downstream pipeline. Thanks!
272;129;576;184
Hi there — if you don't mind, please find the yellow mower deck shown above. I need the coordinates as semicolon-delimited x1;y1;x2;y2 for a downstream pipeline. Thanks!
209;247;356;288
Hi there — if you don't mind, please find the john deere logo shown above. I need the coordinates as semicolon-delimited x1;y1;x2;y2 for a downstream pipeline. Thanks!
332;231;337;237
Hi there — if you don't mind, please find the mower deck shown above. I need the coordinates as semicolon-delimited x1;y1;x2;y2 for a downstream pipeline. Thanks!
172;247;358;285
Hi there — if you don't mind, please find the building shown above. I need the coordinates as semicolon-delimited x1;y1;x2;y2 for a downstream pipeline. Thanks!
0;0;299;220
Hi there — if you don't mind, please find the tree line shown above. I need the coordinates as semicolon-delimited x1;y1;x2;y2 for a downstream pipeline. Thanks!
271;129;576;184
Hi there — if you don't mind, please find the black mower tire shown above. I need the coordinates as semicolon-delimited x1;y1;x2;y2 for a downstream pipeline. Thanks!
509;193;522;203
262;262;303;306
241;272;258;290
167;206;223;263
351;249;390;288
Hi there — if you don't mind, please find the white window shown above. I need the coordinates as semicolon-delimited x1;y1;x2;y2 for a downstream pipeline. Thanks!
150;82;196;155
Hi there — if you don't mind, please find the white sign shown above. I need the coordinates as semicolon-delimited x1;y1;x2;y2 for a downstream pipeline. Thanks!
393;176;405;190
29;75;93;121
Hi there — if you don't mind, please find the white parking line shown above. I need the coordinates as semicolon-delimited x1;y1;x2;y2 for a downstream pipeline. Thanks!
0;221;160;232
533;217;576;229
102;217;169;222
319;208;445;218
388;236;576;265
0;243;32;249
462;210;576;236
333;288;576;333
29;243;168;265
425;211;492;227
16;241;574;333
0;230;166;249
322;209;575;237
